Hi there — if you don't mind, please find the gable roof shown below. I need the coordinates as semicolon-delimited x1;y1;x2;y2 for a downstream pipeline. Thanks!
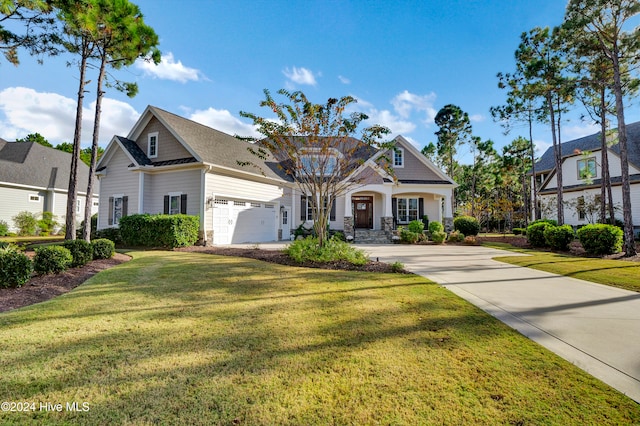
0;140;94;192
390;136;457;185
100;106;287;182
535;120;640;173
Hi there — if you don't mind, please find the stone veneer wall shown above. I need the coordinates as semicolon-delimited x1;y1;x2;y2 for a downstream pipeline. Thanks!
344;216;354;239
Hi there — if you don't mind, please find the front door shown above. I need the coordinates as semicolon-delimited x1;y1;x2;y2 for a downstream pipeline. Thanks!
353;196;373;229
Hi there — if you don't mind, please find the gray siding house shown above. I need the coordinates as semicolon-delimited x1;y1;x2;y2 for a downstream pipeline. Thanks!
97;106;456;245
0;139;99;233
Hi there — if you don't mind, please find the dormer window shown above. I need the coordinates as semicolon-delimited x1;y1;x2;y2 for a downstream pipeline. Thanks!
394;147;404;168
299;151;340;176
148;132;158;158
577;157;596;180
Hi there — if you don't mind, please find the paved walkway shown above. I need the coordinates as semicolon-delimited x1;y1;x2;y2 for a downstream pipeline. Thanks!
356;244;640;403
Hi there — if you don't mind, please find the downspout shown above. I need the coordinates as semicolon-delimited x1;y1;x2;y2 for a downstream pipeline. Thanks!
201;165;212;245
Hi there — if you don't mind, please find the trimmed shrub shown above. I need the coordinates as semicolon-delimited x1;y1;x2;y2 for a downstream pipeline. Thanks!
285;236;368;265
391;261;405;273
464;235;477;245
512;228;526;236
577;224;623;255
0;220;9;236
527;222;553;247
0;249;33;288
12;211;38;236
34;245;72;275
543;225;575;251
94;227;122;245
398;227;419;244
431;231;446;244
454;216;480;236
62;239;93;267
91;238;115;259
428;221;444;234
407;220;425;234
119;214;199;248
37;211;57;236
448;230;465;242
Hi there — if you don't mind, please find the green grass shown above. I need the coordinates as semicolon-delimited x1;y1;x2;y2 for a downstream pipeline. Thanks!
1;251;638;425
484;243;640;293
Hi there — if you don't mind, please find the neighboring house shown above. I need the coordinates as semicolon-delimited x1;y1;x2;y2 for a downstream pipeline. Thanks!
96;106;456;245
533;121;640;230
0;139;99;233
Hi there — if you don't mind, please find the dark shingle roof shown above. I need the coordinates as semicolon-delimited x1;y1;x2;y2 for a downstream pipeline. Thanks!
535;121;640;173
149;106;288;181
116;136;152;166
0;141;95;192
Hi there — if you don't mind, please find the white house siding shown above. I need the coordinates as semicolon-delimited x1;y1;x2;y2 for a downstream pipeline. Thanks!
205;171;284;242
143;169;202;216
97;148;140;229
0;185;45;232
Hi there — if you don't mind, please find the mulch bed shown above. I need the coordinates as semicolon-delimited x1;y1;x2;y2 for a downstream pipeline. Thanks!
0;253;130;313
176;245;402;273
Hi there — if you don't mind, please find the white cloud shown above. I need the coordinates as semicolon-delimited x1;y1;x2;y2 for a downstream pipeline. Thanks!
562;122;599;140
189;107;260;138
0;87;140;147
534;139;552;156
338;75;351;84
282;66;318;86
364;109;416;135
135;52;203;83
391;90;437;124
469;114;485;123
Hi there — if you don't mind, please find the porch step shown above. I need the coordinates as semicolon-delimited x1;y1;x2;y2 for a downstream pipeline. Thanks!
354;229;391;244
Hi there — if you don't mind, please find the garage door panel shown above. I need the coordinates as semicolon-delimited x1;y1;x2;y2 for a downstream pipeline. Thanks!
213;198;277;244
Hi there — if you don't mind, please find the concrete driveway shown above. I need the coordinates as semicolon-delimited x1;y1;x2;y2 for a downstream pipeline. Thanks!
358;244;640;403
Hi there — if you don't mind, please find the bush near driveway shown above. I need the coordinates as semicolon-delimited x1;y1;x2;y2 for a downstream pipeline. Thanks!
119;214;199;248
544;224;575;251
577;224;624;255
527;221;552;247
454;215;480;236
285;236;368;265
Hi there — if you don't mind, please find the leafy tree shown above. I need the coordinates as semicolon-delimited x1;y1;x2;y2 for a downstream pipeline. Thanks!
239;89;392;247
491;73;546;221
434;104;472;214
503;136;533;225
16;132;52;147
514;27;575;225
564;0;639;256
0;0;60;66
79;0;160;241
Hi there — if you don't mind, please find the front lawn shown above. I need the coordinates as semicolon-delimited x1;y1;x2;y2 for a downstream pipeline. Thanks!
0;251;638;425
485;243;640;293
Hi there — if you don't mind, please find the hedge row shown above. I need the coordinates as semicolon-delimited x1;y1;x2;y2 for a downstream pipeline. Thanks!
0;239;115;288
527;220;623;255
119;214;199;248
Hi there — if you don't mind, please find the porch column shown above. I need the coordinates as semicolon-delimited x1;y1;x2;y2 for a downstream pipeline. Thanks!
344;191;354;239
443;194;453;231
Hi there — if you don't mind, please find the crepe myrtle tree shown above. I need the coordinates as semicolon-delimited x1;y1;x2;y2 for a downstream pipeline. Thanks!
239;89;393;247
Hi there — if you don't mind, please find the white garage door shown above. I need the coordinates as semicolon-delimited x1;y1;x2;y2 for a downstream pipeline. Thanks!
212;198;277;244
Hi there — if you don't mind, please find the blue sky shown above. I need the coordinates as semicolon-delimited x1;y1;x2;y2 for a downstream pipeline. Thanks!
0;0;622;164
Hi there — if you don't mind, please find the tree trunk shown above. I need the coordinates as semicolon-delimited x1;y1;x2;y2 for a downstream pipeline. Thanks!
65;38;90;240
548;93;564;225
611;51;636;256
528;110;538;221
82;54;107;242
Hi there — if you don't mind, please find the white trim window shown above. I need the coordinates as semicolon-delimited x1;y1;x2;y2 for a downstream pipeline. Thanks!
109;194;127;226
396;197;418;223
148;132;159;158
29;194;41;202
577;157;596;180
164;192;187;215
394;147;404;168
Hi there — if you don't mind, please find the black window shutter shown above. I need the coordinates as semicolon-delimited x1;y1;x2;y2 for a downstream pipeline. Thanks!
330;197;336;221
122;196;128;217
392;198;397;221
164;195;169;214
108;197;114;225
300;195;306;221
418;198;424;219
180;194;187;214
